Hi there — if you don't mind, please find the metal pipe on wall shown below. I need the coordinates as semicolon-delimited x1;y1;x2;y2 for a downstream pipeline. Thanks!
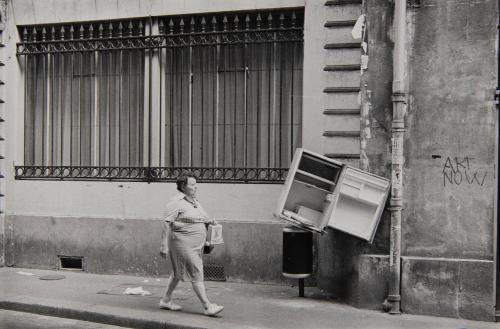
387;0;407;315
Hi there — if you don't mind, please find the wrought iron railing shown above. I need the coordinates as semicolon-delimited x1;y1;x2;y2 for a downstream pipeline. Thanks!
15;165;287;183
15;9;304;183
17;27;303;54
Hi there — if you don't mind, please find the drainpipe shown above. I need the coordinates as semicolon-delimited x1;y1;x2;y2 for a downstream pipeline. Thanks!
387;0;407;315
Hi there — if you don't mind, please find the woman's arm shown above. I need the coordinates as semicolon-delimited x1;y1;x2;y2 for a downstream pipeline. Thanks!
160;221;170;257
160;200;179;258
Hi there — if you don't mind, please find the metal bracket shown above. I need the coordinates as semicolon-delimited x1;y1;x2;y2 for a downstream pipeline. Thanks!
407;0;421;8
387;294;401;302
495;88;499;109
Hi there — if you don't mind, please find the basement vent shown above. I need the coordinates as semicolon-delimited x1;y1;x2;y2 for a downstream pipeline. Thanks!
59;256;83;270
204;264;226;282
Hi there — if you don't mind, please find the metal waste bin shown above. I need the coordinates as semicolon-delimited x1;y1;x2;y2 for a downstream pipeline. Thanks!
282;226;312;296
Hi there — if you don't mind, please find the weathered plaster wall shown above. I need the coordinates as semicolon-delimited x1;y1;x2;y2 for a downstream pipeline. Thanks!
404;0;498;321
5;215;318;285
362;0;393;180
315;0;393;310
9;0;306;25
8;180;283;222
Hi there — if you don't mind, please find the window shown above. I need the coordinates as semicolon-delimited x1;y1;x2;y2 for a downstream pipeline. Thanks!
16;9;304;182
21;20;145;169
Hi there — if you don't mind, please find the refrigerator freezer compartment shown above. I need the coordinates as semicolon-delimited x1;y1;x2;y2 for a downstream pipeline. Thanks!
298;152;342;183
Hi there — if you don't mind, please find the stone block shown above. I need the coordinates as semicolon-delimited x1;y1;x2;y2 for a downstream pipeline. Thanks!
325;26;357;44
0;216;4;266
10;0;36;26
325;4;361;21
401;257;495;321
353;254;389;310
325;70;361;89
324;49;361;66
322;136;360;154
324;114;360;132
402;257;459;318
323;92;359;109
458;261;495;321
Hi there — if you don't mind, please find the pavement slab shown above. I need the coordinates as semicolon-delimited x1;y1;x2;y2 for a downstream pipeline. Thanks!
1;267;499;329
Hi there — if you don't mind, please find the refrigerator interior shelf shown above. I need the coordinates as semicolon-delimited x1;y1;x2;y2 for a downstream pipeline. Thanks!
296;169;335;185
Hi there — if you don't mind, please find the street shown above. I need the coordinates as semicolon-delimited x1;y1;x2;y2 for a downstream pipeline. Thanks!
0;310;131;329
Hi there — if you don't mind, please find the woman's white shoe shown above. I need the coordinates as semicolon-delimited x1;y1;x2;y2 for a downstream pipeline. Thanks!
159;299;182;311
204;303;224;316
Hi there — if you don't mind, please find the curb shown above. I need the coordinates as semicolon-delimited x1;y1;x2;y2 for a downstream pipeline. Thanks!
0;300;206;329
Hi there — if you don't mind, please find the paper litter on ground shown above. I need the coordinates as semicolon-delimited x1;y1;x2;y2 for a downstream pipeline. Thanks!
123;286;152;296
17;271;35;276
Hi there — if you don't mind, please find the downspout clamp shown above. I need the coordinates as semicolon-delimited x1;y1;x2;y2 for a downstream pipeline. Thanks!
387;0;407;315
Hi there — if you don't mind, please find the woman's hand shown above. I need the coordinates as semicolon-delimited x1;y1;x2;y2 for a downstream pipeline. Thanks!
160;250;168;259
207;218;218;225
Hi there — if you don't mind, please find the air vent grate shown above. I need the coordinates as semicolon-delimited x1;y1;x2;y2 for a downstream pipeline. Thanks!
204;264;226;281
59;256;83;270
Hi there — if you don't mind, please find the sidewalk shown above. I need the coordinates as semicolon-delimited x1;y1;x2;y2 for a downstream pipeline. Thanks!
0;267;498;329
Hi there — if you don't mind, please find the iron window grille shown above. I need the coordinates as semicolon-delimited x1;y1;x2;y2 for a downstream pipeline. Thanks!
15;9;304;183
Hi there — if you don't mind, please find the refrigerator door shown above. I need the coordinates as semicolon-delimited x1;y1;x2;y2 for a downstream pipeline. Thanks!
327;167;390;242
275;148;343;233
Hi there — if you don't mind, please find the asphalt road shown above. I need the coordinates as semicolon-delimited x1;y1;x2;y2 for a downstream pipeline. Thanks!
0;309;132;329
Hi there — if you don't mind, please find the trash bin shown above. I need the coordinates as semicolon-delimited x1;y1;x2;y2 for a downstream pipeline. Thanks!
282;226;313;296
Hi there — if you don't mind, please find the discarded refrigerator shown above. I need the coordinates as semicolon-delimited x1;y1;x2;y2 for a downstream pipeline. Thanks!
275;148;390;243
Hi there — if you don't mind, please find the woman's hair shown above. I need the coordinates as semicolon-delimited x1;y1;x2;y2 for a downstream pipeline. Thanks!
176;173;195;192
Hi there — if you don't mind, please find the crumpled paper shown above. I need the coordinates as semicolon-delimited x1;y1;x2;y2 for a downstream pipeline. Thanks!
17;271;35;276
123;286;152;296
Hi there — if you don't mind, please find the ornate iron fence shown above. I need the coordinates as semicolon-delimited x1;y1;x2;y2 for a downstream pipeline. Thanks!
14;165;287;183
15;9;304;183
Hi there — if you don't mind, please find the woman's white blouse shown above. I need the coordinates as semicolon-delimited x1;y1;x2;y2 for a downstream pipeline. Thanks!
163;192;209;223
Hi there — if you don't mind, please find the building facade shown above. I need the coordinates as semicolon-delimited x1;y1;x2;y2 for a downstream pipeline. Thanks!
0;0;498;322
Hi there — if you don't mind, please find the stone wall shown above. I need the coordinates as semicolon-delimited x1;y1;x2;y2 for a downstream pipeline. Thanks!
403;0;498;321
5;215;319;285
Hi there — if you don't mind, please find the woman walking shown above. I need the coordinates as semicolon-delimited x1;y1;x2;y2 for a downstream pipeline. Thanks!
159;174;224;317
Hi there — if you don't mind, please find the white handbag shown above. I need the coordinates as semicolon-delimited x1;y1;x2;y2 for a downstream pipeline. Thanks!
206;224;224;245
